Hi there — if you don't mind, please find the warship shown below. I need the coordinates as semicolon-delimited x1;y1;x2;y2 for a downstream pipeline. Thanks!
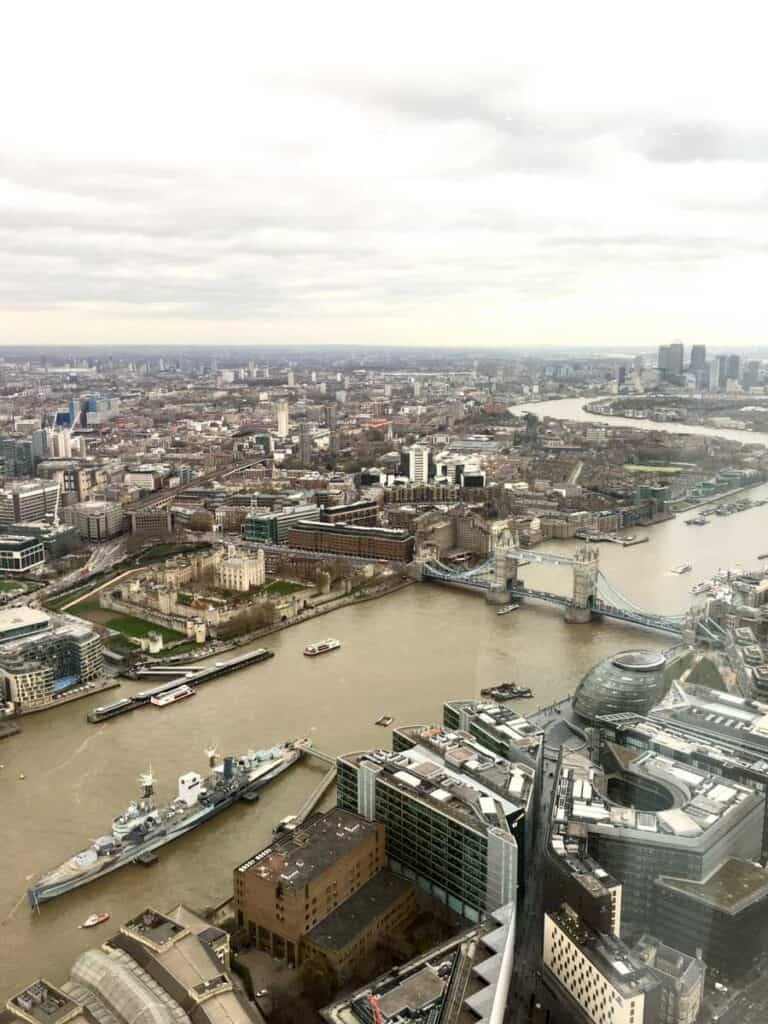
28;739;308;907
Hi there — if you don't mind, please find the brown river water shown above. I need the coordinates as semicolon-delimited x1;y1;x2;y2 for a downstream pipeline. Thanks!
2;398;767;991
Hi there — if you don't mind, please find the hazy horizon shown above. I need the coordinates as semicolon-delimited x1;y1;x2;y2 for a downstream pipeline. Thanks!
2;4;765;348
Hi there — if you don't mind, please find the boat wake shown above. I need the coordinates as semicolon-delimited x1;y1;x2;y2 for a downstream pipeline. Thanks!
44;726;106;777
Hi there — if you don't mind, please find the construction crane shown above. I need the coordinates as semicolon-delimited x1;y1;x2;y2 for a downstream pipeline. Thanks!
368;994;384;1024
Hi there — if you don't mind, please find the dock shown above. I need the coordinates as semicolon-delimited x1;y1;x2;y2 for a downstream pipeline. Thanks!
574;531;649;546
87;648;275;723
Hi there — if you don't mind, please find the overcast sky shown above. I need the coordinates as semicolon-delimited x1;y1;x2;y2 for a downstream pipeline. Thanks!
1;2;766;348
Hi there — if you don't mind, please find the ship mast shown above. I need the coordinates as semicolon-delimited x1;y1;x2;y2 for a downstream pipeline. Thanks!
138;767;156;803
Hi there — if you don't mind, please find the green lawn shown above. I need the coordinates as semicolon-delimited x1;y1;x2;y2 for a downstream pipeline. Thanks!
106;615;185;642
259;579;305;596
623;464;682;474
0;580;27;592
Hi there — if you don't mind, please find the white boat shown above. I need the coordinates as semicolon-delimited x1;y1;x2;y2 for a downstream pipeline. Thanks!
80;912;110;929
691;582;712;595
150;684;195;707
303;639;341;657
496;604;520;616
670;564;692;575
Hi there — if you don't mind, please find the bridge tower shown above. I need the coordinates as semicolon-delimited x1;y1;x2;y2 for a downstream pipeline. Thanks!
564;544;599;623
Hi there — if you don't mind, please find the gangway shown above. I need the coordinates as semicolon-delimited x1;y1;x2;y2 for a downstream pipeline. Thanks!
295;766;338;826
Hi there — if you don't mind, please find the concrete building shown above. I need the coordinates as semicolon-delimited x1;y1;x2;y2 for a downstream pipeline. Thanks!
652;858;768;978
233;809;414;975
276;400;289;439
241;504;320;544
0;612;104;713
0;906;265;1024
287;520;414;561
543;905;661;1024
407;444;430;484
0;480;60;527
320;500;378;527
216;548;265;591
443;699;543;764
0;534;46;573
0;607;51;645
338;742;519;921
63;501;125;541
632;934;706;1024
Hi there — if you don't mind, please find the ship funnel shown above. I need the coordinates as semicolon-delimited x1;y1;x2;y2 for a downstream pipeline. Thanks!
205;746;219;769
223;756;234;781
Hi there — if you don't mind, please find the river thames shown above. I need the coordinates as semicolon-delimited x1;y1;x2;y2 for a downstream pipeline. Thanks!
1;396;767;991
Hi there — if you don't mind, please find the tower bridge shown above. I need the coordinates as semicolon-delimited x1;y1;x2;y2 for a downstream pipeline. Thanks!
417;543;687;637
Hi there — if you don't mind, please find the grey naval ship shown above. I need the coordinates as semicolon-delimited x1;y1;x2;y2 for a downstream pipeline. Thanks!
28;739;308;907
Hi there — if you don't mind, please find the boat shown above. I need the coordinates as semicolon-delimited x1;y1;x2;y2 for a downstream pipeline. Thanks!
496;604;520;616
480;682;534;700
27;739;309;907
303;638;341;657
759;554;768;560
691;582;712;595
671;564;692;574
376;716;393;727
150;684;195;707
80;913;110;929
684;517;709;526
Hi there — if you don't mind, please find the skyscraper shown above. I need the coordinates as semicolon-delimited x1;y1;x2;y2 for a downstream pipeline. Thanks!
408;444;430;484
276;400;289;439
726;354;741;382
689;344;707;372
299;422;312;466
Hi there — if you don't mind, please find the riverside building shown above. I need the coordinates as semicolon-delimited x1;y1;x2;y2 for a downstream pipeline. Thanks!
337;742;519;921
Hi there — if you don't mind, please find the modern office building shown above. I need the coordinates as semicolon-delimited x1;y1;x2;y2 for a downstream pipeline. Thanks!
62;501;125;541
653;857;768;978
443;699;543;765
0;534;46;573
688;344;707;373
0;613;104;713
657;343;684;379
0;607;51;645
240;504;320;544
407;444;431;484
708;356;728;392
573;650;672;724
36;460;106;503
337;742;519;921
549;748;763;927
726;354;741;382
0;480;60;527
287;520;413;561
320;499;378;527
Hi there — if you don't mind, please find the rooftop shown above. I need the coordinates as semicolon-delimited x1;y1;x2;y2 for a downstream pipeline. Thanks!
0;607;49;636
549;906;659;999
235;808;378;888
6;983;88;1024
656;857;768;915
305;870;413;952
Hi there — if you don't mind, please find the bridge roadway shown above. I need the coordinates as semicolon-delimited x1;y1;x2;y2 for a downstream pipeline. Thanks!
421;564;684;635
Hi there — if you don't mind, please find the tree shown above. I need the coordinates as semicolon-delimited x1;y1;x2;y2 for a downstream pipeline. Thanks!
301;957;338;1008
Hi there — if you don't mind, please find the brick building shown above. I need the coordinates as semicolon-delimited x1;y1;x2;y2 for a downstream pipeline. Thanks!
287;520;413;561
233;809;415;975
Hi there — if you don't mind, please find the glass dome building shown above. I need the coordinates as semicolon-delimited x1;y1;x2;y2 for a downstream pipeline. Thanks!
573;650;670;723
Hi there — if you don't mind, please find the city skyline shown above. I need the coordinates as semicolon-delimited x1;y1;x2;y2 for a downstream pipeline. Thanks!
2;5;766;348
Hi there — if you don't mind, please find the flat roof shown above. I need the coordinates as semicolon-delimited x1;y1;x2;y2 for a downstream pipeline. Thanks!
656;857;768;915
0;607;49;633
236;808;378;888
305;870;412;952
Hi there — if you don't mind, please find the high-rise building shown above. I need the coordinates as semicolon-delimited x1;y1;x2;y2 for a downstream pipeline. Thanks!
337;740;520;921
0;480;60;527
726;354;741;382
63;500;125;541
276;400;289;439
408;444;430;484
708;355;728;391
689;344;707;372
299;422;312;466
658;343;683;378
